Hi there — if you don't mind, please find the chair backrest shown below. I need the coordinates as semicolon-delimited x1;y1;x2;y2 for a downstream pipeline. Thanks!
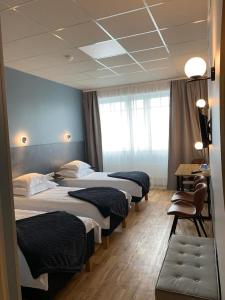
193;183;208;214
194;175;207;188
191;158;206;164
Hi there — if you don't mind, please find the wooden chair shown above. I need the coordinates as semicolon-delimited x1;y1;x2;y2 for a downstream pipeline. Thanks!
168;183;208;238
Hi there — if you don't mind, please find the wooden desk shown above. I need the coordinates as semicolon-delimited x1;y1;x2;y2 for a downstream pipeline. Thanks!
175;164;210;178
175;163;211;219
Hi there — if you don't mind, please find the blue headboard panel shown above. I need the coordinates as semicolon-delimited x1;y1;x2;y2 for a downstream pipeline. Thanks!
11;141;85;178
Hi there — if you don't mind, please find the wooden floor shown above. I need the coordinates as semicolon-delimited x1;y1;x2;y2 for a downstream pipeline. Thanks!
55;189;213;300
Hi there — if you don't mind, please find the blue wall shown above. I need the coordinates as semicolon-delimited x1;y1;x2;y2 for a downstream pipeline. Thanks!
5;67;84;147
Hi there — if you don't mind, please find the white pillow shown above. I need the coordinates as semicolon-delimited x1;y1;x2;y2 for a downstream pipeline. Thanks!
29;183;49;196
13;173;48;188
13;181;57;197
13;183;46;197
60;160;91;171
57;168;94;178
47;181;58;189
75;168;94;178
13;187;27;197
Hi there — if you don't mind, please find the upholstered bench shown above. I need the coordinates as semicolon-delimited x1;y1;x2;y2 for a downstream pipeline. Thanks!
155;235;219;300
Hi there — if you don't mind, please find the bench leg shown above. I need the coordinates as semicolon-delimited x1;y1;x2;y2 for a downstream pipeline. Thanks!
145;193;148;201
198;217;207;237
85;258;92;272
169;216;178;239
103;236;110;249
135;202;140;212
122;218;126;228
193;218;201;237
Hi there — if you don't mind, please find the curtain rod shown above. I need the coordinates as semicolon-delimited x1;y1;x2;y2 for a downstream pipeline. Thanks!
83;76;186;92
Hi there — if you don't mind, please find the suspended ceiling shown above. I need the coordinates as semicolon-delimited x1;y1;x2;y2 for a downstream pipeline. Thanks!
1;0;209;89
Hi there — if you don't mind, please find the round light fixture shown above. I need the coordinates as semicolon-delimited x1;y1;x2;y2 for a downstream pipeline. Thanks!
65;133;71;141
184;57;207;79
194;141;204;150
21;136;28;144
196;99;206;108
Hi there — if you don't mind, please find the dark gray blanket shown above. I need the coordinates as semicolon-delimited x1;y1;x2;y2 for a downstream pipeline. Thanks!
68;187;128;219
108;171;150;196
16;211;86;279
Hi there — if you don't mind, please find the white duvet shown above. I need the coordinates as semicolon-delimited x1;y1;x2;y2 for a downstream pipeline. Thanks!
60;172;143;198
14;186;131;229
16;209;101;291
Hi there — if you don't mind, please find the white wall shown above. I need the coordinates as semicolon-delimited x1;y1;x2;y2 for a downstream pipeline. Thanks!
208;0;225;297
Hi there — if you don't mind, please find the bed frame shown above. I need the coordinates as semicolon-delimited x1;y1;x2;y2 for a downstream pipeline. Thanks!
132;193;149;212
101;215;127;249
21;228;95;300
12;143;130;251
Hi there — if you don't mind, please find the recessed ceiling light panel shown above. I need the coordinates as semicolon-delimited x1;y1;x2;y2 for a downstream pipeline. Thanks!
79;40;127;59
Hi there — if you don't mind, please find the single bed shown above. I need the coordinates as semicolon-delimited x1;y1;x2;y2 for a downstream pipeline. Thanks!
15;209;100;299
14;186;131;248
60;171;149;211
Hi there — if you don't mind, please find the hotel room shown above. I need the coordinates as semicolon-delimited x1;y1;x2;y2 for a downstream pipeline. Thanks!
0;0;224;299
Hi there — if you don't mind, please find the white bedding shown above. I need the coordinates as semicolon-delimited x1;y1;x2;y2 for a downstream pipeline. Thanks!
60;172;143;198
14;186;131;229
15;209;101;291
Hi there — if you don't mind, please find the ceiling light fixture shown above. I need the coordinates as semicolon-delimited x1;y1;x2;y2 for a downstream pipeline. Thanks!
79;40;127;59
184;57;215;81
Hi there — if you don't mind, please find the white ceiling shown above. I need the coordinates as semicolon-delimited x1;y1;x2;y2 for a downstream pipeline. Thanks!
1;0;209;89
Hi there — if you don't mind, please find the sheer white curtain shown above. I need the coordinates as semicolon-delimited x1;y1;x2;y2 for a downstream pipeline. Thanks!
98;81;170;188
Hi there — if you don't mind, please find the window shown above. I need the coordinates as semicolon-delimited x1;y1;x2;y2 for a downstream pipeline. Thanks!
98;84;170;188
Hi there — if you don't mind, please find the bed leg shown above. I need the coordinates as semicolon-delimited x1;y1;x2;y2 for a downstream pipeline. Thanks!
145;193;149;201
135;202;140;212
103;236;110;249
122;218;126;228
85;258;92;272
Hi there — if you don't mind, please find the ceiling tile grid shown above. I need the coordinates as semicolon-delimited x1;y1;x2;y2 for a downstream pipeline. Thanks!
17;0;91;30
2;0;209;89
1;9;47;43
98;9;156;39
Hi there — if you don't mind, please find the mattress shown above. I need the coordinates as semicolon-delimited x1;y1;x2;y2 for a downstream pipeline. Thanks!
15;209;101;291
14;186;131;229
60;172;143;198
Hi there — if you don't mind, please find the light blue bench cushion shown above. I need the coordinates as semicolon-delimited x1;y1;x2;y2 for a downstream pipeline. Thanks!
156;235;219;300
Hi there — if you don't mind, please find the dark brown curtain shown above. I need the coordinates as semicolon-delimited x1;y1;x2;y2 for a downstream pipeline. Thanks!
82;91;103;171
167;79;208;189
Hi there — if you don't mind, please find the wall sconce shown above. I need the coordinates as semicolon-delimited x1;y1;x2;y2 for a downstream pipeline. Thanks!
194;141;208;163
21;136;28;144
184;57;215;81
194;141;204;150
196;98;207;108
65;133;71;142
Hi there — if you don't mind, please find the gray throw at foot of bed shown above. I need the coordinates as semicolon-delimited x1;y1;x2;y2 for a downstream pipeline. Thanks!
68;187;129;219
108;171;150;196
16;211;86;279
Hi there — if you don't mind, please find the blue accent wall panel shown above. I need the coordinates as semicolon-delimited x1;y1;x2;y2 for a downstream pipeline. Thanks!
5;67;84;147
